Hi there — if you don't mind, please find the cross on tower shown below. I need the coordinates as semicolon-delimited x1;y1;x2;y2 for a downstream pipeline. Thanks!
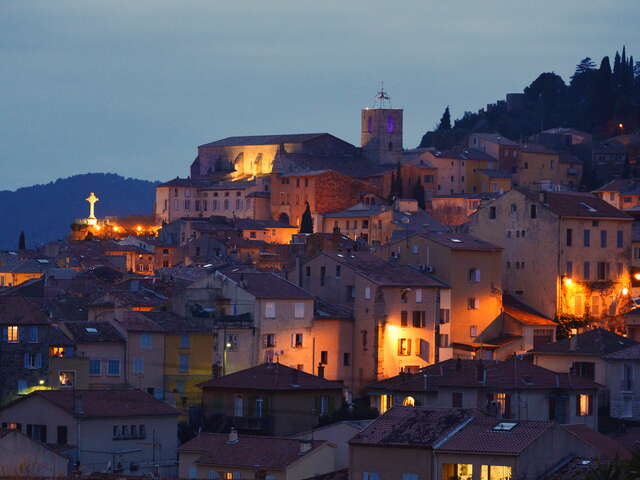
86;192;100;219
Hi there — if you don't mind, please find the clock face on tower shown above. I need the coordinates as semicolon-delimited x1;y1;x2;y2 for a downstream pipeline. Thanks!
387;115;395;133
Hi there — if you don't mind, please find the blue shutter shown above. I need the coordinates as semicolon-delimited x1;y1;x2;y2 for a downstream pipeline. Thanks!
18;326;24;343
23;352;29;368
35;353;43;369
2;327;7;342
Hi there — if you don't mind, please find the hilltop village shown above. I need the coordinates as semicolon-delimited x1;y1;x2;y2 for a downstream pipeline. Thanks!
3;89;640;479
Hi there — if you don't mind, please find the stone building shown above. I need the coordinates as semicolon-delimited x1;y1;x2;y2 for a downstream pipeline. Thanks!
468;189;633;320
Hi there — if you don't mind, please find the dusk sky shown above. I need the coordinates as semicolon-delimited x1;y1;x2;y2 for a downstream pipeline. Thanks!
2;0;638;191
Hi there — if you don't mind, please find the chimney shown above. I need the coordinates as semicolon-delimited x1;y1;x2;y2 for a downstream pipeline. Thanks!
227;428;239;444
299;439;312;455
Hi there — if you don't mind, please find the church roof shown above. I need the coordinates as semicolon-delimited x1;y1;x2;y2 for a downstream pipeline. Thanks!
199;133;330;148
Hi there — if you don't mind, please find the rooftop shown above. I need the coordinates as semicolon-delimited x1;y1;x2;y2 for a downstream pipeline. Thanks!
531;328;637;356
518;189;632;220
199;133;331;148
62;321;126;343
180;432;326;469
223;270;314;299
198;362;344;391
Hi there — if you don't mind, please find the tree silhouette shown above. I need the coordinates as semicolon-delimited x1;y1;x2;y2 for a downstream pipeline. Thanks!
18;231;25;250
438;106;452;130
300;202;313;234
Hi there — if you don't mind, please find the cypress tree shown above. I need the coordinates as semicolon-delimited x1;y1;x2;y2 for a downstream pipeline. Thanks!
438;106;452;130
300;201;313;234
412;179;426;210
18;231;25;250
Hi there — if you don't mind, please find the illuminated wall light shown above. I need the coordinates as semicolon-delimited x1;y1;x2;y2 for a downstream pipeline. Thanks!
564;277;573;286
622;287;630;296
634;273;640;281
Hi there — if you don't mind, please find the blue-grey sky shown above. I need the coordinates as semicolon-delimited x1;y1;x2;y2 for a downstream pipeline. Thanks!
1;0;638;191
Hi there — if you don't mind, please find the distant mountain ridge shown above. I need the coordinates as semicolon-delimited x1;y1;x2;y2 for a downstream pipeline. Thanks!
0;173;160;250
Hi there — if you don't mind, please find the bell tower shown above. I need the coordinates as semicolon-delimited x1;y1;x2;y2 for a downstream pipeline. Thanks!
361;84;403;164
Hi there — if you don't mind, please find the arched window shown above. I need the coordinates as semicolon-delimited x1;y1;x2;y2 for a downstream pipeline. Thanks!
367;116;373;133
403;396;415;407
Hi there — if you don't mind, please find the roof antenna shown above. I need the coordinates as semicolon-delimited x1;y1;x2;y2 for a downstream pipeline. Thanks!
373;81;392;109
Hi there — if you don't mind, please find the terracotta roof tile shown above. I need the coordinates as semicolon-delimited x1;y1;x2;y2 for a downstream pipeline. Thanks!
199;363;343;391
531;328;637;356
0;296;52;325
518;189;632;220
180;432;326;469
222;270;314;299
502;294;556;326
63;321;125;343
563;424;631;460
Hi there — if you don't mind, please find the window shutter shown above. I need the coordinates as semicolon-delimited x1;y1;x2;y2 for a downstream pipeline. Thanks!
35;353;42;369
24;352;29;368
2;327;6;342
291;334;295;348
18;327;24;343
263;335;268;348
505;394;511;418
407;339;412;355
397;339;402;355
415;289;422;303
588;395;593;416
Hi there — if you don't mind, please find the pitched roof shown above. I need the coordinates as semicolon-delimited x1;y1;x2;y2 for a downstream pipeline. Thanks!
518;189;632;220
563;424;631;460
319;252;448;288
20;389;179;418
62;321;125;343
198;363;344;391
531;328;637;356
349;407;475;447
471;133;519;146
366;357;601;393
593;179;640;195
0;259;51;274
436;416;553;455
200;133;330;148
414;231;502;252
139;311;223;334
0;296;51;325
502;294;555;326
477;168;512;179
179;432;326;469
603;343;640;360
223;271;314;299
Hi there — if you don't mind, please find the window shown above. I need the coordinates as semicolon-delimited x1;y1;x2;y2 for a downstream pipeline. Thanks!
401;290;408;303
489;206;496;219
401;310;408;327
415;289;422;303
495;393;510;417
412;311;426;328
439;333;450;348
264;334;276;348
510;203;517;213
140;334;152;349
566;261;573;277
107;360;120;376
576;394;593;416
320;351;328;364
575;295;584;316
226;334;239;351
583;261;591;280
617;230;624;248
601;230;608;248
362;473;379;480
23;353;42;369
305;266;311;277
28;326;38;343
398;338;411;356
335;265;341;278
443;464;472;480
467;297;479;310
591;295;601;317
403;396;415;407
234;395;244;417
530;204;537;218
57;425;68;444
343;352;351;366
364;287;371;299
6;326;18;343
470;325;478;337
597;261;609;280
180;334;190;348
89;359;101;375
179;354;189;373
452;392;463;408
265;302;276;318
292;333;304;348
346;285;355;300
566;228;573;246
480;465;512;480
572;361;595;380
58;371;75;386
583;229;591;247
294;302;305;318
133;357;144;374
622;364;633;391
469;268;481;282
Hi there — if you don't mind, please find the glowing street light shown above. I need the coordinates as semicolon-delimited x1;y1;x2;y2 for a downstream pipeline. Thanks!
564;277;573;286
622;287;630;296
634;273;640;281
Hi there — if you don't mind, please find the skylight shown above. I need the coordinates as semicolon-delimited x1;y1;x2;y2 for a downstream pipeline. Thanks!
449;238;463;243
85;327;98;334
492;422;518;431
579;202;597;213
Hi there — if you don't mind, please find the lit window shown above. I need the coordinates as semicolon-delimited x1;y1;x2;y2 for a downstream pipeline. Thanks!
58;371;75;387
6;326;18;343
398;338;411;356
443;464;472;480
380;394;392;414
495;393;509;417
403;396;415;407
577;394;592;416
480;465;512;480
